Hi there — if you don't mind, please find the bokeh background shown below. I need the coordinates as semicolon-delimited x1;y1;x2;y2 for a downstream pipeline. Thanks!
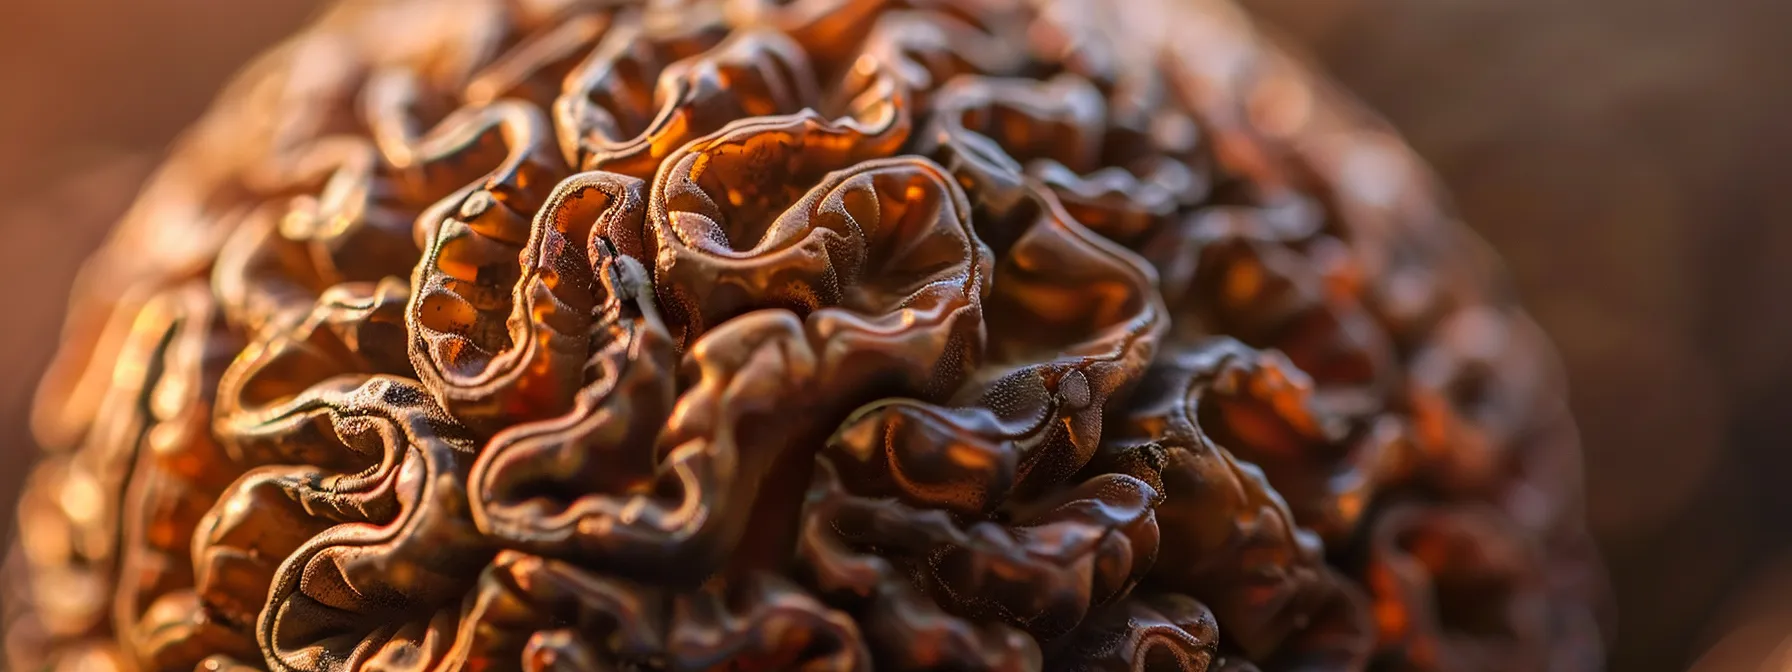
1;1;1788;670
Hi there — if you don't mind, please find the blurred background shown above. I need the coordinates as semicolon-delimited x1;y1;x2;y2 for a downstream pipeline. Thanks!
0;0;1787;670
1241;2;1792;670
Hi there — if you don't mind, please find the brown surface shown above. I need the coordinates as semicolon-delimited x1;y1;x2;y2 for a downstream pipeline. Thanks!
0;0;1787;670
6;0;1604;668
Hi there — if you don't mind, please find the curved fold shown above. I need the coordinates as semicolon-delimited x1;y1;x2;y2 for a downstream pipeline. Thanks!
1365;505;1552;672
823;181;1163;515
1051;593;1219;672
554;16;814;176
446;551;870;671
109;287;256;671
802;455;1160;643
632;110;924;348
189;375;478;672
1145;206;1398;414
409;171;648;434
1104;343;1340;662
798;459;1044;671
927;74;1204;249
1135;339;1407;544
216;279;412;462
12;287;216;653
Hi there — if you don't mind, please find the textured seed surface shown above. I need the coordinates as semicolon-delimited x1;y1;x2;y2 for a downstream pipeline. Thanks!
3;0;1606;670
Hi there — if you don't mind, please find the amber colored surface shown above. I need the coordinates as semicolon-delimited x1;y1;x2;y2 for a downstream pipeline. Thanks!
0;0;1625;670
8;0;1792;671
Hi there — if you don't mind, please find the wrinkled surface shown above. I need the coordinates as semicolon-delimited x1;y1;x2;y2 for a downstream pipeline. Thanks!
5;0;1604;670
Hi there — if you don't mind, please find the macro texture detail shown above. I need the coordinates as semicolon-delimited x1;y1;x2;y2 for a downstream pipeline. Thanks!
3;0;1606;670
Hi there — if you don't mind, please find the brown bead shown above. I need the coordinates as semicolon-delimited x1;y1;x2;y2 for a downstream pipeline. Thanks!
5;0;1604;670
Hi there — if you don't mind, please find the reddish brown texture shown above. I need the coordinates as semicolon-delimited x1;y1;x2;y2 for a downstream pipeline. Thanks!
4;0;1606;670
11;0;1792;670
